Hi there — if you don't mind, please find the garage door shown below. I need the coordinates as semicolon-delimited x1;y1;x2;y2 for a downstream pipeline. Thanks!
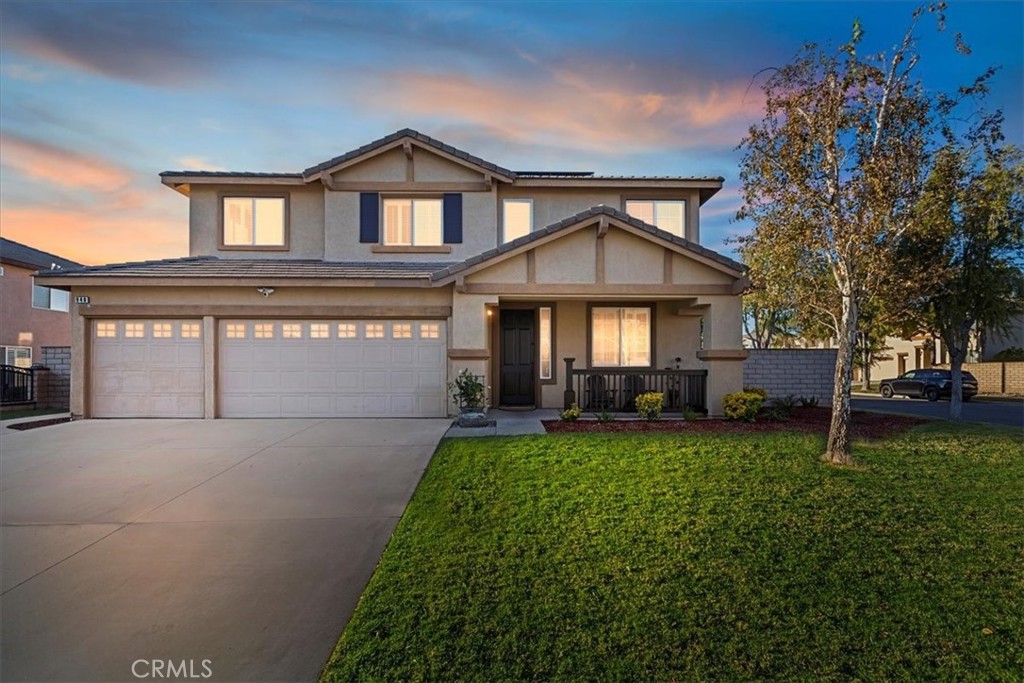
218;320;447;418
91;320;204;418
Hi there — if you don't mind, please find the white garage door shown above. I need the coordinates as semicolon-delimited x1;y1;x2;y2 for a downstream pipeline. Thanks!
91;320;204;418
218;320;447;418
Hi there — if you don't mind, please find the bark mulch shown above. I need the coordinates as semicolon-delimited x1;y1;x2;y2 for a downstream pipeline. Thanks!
6;417;74;431
543;407;928;440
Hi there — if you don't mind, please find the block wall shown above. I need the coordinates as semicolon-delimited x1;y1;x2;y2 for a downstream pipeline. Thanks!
743;349;837;405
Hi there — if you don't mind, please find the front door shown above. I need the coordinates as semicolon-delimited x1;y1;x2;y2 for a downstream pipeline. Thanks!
499;310;535;406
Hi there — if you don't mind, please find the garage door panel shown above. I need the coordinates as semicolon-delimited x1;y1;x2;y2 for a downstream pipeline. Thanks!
218;319;447;418
90;320;204;418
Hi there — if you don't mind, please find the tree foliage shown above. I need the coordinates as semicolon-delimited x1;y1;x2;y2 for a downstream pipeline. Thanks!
736;7;960;464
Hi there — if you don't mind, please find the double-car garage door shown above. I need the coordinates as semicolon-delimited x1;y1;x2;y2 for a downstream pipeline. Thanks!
90;319;447;418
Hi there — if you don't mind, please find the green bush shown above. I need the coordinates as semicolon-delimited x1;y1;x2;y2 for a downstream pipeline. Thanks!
635;392;664;421
448;369;486;410
595;408;615;423
682;407;702;421
723;391;765;422
799;396;820;408
743;386;769;400
560;403;582;422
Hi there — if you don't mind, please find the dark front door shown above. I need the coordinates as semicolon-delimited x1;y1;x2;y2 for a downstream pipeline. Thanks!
499;310;535;406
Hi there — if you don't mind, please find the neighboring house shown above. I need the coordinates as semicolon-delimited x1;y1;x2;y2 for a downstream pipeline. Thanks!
981;313;1024;360
1;238;81;367
36;129;748;419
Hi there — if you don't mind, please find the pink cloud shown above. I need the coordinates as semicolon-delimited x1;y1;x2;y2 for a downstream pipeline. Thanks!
1;135;133;190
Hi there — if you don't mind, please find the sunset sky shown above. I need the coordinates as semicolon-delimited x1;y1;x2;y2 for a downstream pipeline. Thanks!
1;1;1021;265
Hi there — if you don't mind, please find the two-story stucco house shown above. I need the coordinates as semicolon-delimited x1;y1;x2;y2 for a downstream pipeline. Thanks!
37;129;748;419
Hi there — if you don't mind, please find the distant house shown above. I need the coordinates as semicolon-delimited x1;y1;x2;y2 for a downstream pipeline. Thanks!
981;314;1024;360
0;238;82;367
36;129;748;419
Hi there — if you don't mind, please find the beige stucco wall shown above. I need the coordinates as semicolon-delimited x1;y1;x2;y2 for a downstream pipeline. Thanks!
605;230;664;285
465;254;527;284
671;253;735;285
535;229;596;284
188;184;325;260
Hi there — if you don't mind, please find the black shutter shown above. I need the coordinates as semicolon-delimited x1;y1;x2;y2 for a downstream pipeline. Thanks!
443;193;463;244
359;193;379;243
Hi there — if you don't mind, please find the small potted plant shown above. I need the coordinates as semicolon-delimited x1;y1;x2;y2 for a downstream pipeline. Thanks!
449;369;490;426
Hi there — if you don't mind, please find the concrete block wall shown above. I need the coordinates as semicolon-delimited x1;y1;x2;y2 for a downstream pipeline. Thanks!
743;349;837;405
940;361;1024;394
37;346;71;409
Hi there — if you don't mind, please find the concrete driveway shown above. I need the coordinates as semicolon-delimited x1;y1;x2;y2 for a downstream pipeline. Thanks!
0;418;450;682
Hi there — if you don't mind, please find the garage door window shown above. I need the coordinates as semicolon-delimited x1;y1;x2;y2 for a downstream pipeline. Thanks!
96;322;118;338
365;323;384;339
337;323;357;338
310;323;329;338
420;323;440;339
153;323;173;338
392;323;412;339
125;323;145;338
226;323;246;338
255;323;274;339
283;323;302;338
181;323;201;338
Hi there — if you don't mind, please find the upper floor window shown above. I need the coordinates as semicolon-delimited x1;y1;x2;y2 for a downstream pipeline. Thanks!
625;200;686;239
383;198;442;246
502;199;533;243
32;280;69;312
222;196;286;248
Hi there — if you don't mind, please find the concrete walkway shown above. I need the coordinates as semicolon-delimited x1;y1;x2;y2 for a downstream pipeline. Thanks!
445;408;558;437
0;417;450;682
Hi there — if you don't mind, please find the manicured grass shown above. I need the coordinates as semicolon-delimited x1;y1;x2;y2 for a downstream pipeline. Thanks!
322;425;1023;682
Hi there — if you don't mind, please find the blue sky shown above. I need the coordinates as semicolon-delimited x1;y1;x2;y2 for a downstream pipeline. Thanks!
1;0;1021;264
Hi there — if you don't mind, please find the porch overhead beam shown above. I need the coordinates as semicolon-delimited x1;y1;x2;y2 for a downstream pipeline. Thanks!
597;215;609;238
458;283;735;296
404;140;414;181
663;250;673;284
321;173;339;191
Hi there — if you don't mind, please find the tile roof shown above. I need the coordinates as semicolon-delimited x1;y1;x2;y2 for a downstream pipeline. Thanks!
432;205;744;282
1;237;82;270
37;256;453;280
158;171;302;178
303;128;516;180
514;172;724;181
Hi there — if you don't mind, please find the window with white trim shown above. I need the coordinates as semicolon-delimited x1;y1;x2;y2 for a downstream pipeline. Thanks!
337;323;357;338
223;197;286;247
392;323;412;339
383;198;442;246
226;323;246;339
152;323;173;338
282;323;302;339
1;346;32;368
32;279;70;312
502;199;533;243
310;323;329;339
625;200;686;239
181;323;201;339
365;323;385;339
254;323;275;339
125;322;146;338
591;307;651;367
539;307;552;380
419;323;440;339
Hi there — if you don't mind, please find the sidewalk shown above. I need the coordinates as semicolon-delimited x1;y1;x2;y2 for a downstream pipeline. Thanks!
445;408;559;438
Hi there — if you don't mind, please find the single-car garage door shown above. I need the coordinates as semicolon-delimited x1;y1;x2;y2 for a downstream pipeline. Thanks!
218;320;447;418
91;319;205;418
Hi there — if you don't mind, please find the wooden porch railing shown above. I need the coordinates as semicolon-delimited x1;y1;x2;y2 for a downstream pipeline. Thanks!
563;358;707;414
1;364;35;405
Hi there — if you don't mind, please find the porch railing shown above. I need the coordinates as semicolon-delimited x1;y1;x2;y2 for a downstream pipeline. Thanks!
563;358;707;414
1;364;35;405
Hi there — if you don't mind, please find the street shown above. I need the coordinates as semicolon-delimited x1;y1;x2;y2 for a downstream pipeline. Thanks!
852;396;1024;429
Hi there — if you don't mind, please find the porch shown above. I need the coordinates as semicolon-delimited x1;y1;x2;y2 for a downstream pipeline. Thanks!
562;359;708;414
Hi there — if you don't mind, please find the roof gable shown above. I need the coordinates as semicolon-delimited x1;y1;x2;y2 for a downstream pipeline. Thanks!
0;237;82;270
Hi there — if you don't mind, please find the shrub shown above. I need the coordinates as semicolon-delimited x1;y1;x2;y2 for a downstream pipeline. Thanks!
635;392;664;421
761;396;797;422
595;408;615;423
744;386;769;400
723;391;764;422
799;395;820;408
682;406;702;421
560;403;582;422
448;369;486;410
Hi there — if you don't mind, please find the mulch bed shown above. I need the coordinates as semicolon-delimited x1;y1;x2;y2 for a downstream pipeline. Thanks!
543;407;928;440
6;417;74;431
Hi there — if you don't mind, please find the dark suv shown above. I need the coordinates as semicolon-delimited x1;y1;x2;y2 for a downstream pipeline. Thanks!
878;369;979;402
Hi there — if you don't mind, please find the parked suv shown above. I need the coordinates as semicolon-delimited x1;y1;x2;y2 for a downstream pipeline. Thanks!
878;369;979;402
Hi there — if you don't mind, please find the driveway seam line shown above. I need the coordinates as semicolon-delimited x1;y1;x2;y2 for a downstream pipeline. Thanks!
0;419;328;597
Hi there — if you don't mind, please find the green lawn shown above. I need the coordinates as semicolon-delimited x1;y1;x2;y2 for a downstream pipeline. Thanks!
322;425;1023;682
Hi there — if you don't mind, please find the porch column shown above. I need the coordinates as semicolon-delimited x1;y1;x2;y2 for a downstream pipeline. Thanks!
449;291;498;413
695;295;747;417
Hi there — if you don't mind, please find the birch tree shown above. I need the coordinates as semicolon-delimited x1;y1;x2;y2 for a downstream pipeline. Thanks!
737;7;963;464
